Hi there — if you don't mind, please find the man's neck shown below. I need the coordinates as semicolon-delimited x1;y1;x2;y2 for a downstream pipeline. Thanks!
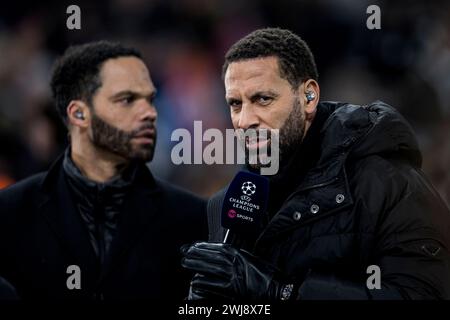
70;141;128;183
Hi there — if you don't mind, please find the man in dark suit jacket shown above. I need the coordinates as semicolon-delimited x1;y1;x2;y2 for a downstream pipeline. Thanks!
0;41;206;300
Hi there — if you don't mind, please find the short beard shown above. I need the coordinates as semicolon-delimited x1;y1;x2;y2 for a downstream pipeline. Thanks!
278;96;306;165
90;111;156;162
244;96;305;171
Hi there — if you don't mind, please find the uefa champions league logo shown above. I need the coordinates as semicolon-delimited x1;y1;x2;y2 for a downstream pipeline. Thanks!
227;179;261;217
241;181;256;197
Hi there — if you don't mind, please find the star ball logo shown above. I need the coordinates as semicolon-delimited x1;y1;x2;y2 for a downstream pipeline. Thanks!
241;181;256;196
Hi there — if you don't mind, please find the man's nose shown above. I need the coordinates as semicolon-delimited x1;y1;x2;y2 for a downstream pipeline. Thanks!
139;99;158;122
237;104;259;129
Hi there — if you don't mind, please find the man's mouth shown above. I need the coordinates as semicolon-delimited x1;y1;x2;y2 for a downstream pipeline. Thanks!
246;137;270;150
133;129;155;144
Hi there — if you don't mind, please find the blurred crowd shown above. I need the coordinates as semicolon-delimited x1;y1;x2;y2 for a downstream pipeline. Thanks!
0;0;449;204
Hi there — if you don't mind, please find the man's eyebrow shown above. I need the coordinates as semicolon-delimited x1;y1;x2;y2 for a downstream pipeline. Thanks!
249;90;279;100
110;89;157;100
225;96;241;102
225;90;279;103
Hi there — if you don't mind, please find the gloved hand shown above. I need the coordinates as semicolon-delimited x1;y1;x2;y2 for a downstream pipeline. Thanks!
181;242;293;301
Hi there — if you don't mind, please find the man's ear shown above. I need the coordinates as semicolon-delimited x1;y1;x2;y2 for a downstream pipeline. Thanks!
302;79;320;121
66;100;90;128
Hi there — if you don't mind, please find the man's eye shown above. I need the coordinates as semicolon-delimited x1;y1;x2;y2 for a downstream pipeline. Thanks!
258;96;273;105
229;100;241;108
120;96;135;105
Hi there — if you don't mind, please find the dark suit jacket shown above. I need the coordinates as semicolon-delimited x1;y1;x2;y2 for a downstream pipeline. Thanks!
0;156;207;300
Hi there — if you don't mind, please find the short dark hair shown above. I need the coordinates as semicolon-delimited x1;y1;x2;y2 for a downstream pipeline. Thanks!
50;40;142;125
223;28;318;88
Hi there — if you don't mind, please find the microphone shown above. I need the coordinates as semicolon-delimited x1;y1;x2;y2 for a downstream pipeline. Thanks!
221;171;270;244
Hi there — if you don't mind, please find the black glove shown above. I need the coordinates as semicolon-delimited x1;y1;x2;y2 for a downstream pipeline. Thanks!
181;242;293;301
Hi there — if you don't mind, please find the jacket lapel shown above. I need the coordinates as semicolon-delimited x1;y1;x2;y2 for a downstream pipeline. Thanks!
38;158;99;279
36;156;164;291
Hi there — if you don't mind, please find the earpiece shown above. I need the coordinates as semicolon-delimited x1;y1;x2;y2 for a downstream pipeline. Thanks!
74;111;84;120
305;91;316;102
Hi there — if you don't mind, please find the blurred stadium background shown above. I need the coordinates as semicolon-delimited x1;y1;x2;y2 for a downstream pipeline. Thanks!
0;0;449;205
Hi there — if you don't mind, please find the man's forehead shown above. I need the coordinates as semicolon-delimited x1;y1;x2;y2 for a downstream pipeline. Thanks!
225;57;285;94
226;57;280;80
99;57;155;93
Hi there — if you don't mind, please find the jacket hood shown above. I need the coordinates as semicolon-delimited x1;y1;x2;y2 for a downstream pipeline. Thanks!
318;100;422;169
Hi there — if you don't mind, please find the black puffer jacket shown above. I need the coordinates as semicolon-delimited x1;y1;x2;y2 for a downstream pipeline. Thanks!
207;101;450;299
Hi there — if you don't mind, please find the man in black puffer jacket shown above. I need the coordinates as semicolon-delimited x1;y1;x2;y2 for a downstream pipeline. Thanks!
181;28;450;300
